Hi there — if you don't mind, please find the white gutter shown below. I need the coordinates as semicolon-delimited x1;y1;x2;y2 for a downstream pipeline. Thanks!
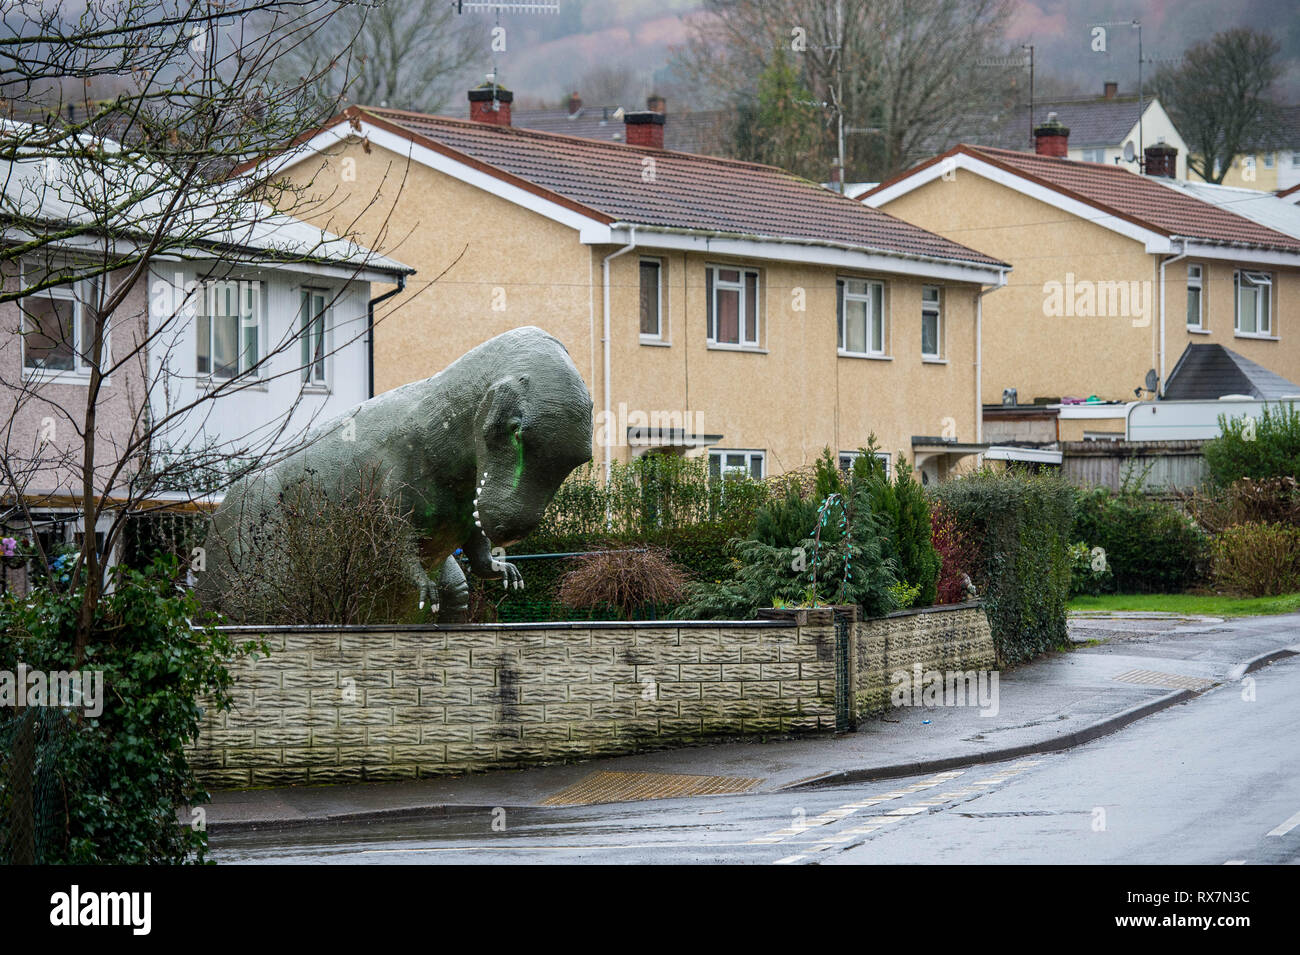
1158;239;1189;396
974;272;1007;448
601;227;637;480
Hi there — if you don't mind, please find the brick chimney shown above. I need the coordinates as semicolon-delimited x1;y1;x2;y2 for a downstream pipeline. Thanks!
624;110;665;149
566;91;582;116
646;94;666;115
1103;81;1118;99
1033;112;1070;158
1144;142;1178;178
468;83;513;127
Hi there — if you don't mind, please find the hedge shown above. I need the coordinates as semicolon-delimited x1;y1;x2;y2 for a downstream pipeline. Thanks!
931;469;1075;665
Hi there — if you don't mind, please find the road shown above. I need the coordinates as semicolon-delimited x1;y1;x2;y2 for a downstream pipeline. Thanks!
211;653;1300;865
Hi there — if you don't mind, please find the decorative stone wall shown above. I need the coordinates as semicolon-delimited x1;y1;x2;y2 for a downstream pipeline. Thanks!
190;620;837;787
853;602;997;717
190;603;995;788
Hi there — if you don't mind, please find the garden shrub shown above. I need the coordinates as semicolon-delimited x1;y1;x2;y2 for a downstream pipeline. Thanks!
1068;541;1114;597
931;469;1075;665
556;545;690;619
1203;403;1300;485
1211;522;1300;596
1073;486;1208;593
931;501;976;604
0;557;258;864
1182;476;1300;534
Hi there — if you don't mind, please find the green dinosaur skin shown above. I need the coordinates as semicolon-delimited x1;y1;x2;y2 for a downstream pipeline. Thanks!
200;326;594;620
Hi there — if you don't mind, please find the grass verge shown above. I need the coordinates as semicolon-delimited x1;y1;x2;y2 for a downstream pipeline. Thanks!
1069;592;1300;617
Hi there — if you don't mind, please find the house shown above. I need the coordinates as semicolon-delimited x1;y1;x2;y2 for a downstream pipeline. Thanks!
0;122;411;566
244;85;1011;485
982;83;1190;180
863;124;1300;444
1189;105;1300;193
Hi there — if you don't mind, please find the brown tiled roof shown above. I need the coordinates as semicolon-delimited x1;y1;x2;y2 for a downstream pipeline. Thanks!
358;107;1006;268
960;145;1300;252
476;104;732;157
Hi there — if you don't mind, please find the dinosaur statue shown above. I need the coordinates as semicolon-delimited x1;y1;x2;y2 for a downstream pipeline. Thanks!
199;326;594;621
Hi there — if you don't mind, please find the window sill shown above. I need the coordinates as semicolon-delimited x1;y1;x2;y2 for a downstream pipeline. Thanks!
302;383;332;395
197;376;269;393
707;343;767;354
838;349;891;361
921;356;947;364
1187;327;1212;335
640;337;672;347
1233;332;1279;341
22;370;107;387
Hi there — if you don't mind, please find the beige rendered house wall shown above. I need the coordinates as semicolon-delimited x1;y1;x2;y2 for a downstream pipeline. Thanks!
880;170;1157;403
279;136;982;477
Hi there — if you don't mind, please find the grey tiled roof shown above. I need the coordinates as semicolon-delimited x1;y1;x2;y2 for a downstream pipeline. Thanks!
978;98;1147;150
1164;343;1300;400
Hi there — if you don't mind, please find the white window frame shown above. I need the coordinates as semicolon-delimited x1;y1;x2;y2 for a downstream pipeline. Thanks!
197;278;263;381
1081;148;1106;164
706;264;761;349
837;277;887;358
1186;264;1203;330
1234;270;1274;338
708;448;765;480
300;287;331;387
639;257;664;342
19;261;110;380
921;285;943;360
837;450;890;477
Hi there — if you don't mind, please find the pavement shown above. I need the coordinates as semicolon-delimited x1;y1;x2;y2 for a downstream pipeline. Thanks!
200;611;1300;834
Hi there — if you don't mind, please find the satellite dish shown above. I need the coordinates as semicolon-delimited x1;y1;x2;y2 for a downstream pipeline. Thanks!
1144;369;1159;392
1123;140;1136;162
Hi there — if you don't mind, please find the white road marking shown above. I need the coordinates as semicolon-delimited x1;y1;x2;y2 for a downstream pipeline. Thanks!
1267;809;1300;837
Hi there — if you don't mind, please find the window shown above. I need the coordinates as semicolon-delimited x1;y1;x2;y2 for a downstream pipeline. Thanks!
1186;264;1203;329
1234;270;1273;336
708;449;764;480
921;285;942;358
197;279;261;379
300;288;329;386
1082;148;1106;164
639;258;663;339
837;277;885;355
706;265;760;347
838;450;890;477
1264;153;1275;169
20;264;106;375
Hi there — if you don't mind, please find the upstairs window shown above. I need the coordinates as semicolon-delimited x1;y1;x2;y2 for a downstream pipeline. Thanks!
706;265;760;347
921;285;943;358
1187;264;1203;329
1234;270;1273;337
197;279;261;379
640;258;663;339
838;277;885;356
20;264;106;375
300;288;329;386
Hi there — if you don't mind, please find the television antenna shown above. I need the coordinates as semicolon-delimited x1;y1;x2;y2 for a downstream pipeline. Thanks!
453;1;561;115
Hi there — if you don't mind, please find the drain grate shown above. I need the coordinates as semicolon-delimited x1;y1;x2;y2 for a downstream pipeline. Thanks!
1111;668;1214;691
540;771;763;806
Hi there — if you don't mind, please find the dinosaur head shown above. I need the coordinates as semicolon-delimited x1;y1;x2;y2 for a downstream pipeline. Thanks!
471;339;593;547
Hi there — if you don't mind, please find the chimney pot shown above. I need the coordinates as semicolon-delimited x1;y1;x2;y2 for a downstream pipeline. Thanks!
566;91;582;116
1144;143;1178;179
624;110;665;149
1103;81;1118;99
468;84;513;126
1033;111;1070;158
647;94;666;115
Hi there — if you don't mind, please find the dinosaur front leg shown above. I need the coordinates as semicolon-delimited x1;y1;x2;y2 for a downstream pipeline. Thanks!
465;528;524;591
399;538;440;614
